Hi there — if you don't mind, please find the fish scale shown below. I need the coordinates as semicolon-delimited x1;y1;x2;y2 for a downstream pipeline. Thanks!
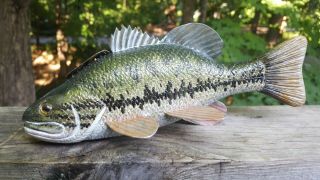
62;44;265;127
61;47;262;124
23;23;307;143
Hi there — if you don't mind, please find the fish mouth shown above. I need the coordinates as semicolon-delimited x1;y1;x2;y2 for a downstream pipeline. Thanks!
23;105;107;143
24;121;68;139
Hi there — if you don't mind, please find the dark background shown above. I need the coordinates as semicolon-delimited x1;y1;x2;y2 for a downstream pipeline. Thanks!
0;0;319;106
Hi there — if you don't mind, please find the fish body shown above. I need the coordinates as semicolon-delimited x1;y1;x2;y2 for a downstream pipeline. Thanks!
23;23;307;143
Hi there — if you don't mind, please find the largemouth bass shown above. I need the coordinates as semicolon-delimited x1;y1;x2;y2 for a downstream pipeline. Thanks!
23;23;307;143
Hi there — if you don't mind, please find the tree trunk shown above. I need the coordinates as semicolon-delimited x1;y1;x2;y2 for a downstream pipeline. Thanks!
250;10;261;34
181;0;196;24
56;0;69;78
199;0;208;23
0;0;35;106
266;13;284;47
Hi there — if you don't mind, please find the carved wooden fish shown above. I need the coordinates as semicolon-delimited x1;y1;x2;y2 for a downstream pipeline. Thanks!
22;23;307;143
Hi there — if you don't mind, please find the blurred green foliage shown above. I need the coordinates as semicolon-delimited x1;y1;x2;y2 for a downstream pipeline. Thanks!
30;0;319;105
208;19;267;63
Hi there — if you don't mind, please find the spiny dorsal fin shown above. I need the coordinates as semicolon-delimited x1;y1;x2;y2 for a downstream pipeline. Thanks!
105;116;159;138
161;23;223;59
110;25;160;52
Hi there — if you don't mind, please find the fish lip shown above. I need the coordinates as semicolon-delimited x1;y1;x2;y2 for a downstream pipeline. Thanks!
24;121;68;139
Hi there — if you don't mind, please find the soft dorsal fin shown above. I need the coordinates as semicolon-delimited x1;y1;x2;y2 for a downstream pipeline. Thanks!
67;50;110;78
161;23;223;59
110;25;160;52
105;116;159;138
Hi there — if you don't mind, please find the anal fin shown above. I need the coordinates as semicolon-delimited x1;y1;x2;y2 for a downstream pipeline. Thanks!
166;104;226;126
105;116;159;138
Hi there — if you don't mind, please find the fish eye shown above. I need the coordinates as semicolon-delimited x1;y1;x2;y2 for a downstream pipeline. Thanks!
39;102;53;116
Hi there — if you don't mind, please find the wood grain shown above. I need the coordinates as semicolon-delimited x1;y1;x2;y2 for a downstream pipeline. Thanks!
1;106;320;180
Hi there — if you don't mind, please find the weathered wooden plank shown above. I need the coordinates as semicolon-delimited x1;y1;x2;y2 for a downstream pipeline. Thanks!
0;106;320;180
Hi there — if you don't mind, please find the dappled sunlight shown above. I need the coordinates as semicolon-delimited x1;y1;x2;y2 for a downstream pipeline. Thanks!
28;0;319;104
32;49;60;86
31;25;169;89
32;51;54;65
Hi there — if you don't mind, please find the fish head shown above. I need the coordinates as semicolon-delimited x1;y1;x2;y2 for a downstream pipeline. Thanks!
22;82;78;142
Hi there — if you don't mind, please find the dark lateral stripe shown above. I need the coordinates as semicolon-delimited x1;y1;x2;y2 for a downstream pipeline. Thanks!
100;74;265;114
72;100;104;110
79;114;97;120
56;74;264;125
62;122;91;128
54;73;264;127
51;113;71;120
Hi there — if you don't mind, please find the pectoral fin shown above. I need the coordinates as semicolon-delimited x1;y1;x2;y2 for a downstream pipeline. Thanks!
166;104;226;126
105;116;159;138
209;101;227;113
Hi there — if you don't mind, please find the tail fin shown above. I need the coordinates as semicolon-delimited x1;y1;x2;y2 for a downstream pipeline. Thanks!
260;36;307;106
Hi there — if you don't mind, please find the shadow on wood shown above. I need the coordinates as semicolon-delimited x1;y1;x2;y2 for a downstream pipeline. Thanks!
1;106;320;179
